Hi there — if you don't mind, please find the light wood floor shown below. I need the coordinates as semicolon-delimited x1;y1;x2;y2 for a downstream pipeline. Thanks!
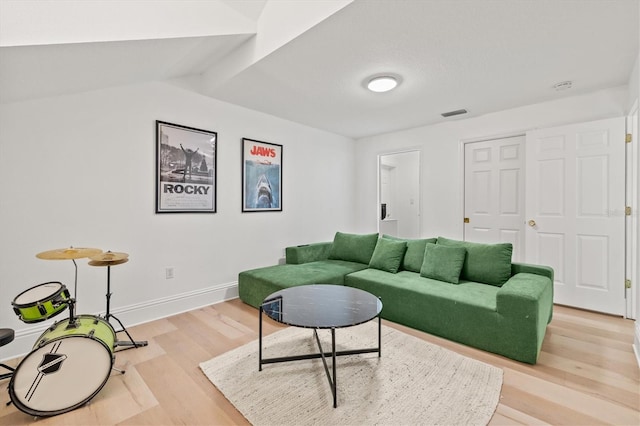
0;299;638;425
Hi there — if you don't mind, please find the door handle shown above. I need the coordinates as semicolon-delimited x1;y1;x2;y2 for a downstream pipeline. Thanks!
528;219;536;227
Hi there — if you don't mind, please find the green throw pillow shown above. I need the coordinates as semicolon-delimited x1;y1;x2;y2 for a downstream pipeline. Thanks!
369;238;407;273
436;237;513;286
328;232;379;264
382;235;437;272
420;243;466;284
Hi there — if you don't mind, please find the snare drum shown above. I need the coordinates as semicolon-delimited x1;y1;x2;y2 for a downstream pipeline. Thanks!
9;315;116;417
12;282;71;323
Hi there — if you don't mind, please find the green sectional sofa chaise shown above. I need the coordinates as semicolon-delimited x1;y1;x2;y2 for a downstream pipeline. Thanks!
238;232;554;364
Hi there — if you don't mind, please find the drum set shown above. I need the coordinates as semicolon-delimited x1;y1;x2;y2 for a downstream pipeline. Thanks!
6;246;147;417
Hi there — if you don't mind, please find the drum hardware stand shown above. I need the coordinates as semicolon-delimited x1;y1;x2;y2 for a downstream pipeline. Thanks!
105;265;147;351
90;253;148;352
71;258;81;313
111;365;125;374
64;298;79;329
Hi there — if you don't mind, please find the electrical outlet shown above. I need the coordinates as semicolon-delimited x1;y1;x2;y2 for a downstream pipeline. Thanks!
165;267;174;279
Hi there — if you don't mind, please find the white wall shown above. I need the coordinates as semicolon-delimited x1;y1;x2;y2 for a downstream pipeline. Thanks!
355;86;630;238
0;81;355;358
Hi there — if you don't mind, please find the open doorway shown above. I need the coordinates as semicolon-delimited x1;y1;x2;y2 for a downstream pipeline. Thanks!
378;151;421;238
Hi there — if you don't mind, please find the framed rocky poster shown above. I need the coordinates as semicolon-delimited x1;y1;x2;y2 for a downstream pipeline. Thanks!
156;121;217;213
242;138;282;212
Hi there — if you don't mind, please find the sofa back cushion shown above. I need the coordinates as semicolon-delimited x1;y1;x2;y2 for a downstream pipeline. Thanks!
382;235;437;272
420;243;467;284
328;232;379;264
369;238;407;273
437;237;513;286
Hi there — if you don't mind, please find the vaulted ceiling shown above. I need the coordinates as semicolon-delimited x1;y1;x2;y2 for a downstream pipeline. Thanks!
1;0;638;139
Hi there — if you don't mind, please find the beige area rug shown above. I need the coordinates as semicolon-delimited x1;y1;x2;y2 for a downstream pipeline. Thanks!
200;322;503;426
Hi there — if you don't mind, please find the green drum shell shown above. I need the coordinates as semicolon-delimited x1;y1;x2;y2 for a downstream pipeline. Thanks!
12;282;70;323
36;315;116;353
9;315;116;417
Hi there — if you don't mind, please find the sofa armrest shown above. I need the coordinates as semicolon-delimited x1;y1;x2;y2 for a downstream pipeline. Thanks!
497;272;554;323
285;242;332;264
511;262;554;282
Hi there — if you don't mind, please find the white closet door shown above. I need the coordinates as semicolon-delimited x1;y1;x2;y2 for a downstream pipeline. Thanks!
464;136;525;262
525;117;626;315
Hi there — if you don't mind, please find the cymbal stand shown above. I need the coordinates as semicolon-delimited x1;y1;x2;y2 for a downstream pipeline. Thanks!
72;258;78;301
60;259;81;328
103;264;148;351
65;297;79;329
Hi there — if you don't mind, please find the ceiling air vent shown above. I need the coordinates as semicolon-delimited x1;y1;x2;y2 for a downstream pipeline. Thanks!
441;109;468;118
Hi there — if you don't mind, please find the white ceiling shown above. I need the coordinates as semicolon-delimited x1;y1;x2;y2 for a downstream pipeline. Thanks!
1;0;638;139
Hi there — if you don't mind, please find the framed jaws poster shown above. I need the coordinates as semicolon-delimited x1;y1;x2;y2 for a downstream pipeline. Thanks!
156;121;217;213
242;138;282;212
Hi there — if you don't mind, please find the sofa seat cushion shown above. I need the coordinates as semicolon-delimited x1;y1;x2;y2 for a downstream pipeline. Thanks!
238;260;368;308
345;269;498;311
345;268;551;364
344;269;514;359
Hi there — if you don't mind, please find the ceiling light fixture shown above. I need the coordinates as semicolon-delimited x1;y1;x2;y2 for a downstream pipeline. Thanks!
441;109;468;118
553;80;573;91
366;75;399;93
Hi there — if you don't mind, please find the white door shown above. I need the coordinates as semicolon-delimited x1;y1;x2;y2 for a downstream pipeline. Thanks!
464;136;525;262
525;117;626;315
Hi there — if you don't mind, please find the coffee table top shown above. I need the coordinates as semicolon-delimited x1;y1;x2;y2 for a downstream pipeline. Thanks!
261;284;382;329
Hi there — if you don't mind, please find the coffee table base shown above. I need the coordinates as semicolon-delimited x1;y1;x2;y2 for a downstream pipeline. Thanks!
258;308;382;408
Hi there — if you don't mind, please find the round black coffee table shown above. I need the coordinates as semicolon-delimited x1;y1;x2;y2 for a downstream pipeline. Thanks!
258;284;383;408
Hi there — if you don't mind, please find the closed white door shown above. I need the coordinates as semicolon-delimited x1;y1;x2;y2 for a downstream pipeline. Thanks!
525;117;625;315
464;136;525;262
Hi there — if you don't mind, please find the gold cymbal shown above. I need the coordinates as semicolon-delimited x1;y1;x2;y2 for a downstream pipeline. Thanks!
88;258;129;267
36;247;103;260
89;251;129;263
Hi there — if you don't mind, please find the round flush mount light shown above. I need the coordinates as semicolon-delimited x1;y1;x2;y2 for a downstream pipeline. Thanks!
553;80;573;91
366;75;400;93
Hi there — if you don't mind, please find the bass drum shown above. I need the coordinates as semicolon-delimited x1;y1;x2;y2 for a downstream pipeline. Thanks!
9;315;116;417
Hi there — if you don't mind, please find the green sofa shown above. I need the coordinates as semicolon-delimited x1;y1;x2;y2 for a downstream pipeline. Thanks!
238;232;554;364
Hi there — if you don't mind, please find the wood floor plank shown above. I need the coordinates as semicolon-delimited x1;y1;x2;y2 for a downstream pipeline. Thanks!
194;304;256;340
112;336;167;368
546;319;636;352
1;300;637;425
122;317;178;340
503;368;640;425
498;384;604;425
493;404;551;425
553;305;634;333
115;405;173;426
542;332;638;377
167;312;236;358
534;352;639;409
134;354;241;425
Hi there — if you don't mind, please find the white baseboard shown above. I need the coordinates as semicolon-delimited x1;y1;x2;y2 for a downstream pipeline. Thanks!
1;281;239;362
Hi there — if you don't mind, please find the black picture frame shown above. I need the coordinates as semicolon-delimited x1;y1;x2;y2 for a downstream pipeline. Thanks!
156;121;217;213
242;138;283;212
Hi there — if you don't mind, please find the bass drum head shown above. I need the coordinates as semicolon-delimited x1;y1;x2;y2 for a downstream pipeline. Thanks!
9;335;113;417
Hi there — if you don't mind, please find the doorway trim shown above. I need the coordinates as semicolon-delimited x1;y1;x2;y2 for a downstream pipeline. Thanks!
377;148;423;238
626;99;638;320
